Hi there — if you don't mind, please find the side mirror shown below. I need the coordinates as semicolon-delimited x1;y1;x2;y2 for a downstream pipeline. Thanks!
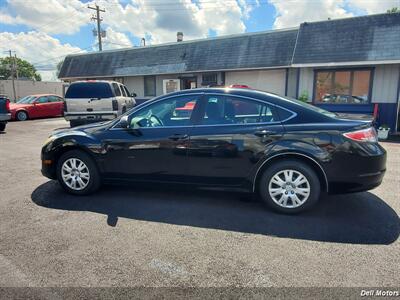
131;93;137;97
119;115;129;128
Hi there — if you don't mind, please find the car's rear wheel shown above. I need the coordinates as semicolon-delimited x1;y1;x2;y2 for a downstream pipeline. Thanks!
259;160;320;214
0;122;6;131
57;150;101;195
16;111;28;121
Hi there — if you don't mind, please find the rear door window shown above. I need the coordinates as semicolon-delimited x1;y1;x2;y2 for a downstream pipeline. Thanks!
36;96;49;103
201;95;278;125
65;82;114;99
112;83;122;97
48;96;63;102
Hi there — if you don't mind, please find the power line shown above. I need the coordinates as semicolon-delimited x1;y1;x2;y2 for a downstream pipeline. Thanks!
30;44;95;67
88;4;106;52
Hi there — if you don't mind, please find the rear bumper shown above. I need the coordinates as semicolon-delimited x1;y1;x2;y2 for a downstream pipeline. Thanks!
329;169;386;194
327;144;387;194
64;112;117;121
0;113;11;121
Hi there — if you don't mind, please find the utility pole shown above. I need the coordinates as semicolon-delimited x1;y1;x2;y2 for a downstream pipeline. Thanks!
88;4;105;51
8;50;17;102
14;54;19;80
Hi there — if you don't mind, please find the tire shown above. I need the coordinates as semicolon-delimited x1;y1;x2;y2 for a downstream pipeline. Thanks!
70;120;83;127
56;150;101;195
0;122;5;132
16;111;28;121
258;160;320;214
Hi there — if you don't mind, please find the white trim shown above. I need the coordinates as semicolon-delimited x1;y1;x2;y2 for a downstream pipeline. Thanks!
292;60;400;68
59;66;291;80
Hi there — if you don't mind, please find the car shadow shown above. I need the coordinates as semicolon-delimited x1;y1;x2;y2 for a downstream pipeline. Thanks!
31;181;400;245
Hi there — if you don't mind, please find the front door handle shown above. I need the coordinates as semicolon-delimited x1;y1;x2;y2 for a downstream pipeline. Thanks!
254;130;277;137
168;134;189;141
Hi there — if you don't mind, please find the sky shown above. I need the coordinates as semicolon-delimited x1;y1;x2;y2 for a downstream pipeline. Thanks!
0;0;399;81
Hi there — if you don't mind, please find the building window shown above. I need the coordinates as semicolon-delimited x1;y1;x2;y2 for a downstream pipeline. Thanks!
314;69;372;104
144;76;156;97
202;73;218;86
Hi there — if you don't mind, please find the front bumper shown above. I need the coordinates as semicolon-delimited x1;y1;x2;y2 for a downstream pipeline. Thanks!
0;113;11;121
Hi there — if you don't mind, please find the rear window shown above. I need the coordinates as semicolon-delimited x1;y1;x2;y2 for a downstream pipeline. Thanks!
290;99;337;118
65;82;114;99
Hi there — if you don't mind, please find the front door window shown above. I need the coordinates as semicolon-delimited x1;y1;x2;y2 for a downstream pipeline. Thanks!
130;95;200;128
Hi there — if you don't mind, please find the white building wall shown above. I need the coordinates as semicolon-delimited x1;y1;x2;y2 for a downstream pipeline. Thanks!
297;68;314;102
372;64;400;104
225;69;286;95
0;80;63;102
124;76;144;98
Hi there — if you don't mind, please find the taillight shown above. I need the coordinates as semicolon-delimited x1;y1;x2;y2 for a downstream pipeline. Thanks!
5;98;10;112
112;100;118;111
343;127;378;143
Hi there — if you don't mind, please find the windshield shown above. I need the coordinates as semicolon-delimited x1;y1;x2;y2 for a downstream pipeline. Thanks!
17;96;36;104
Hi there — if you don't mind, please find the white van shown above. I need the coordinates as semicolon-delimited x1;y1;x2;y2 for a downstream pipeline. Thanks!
64;80;136;127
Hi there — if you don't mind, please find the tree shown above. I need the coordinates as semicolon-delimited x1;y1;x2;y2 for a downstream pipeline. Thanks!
387;7;399;13
0;57;41;81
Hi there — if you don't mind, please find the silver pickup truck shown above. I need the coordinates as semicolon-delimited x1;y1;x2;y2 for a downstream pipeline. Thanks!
0;95;11;132
64;80;136;127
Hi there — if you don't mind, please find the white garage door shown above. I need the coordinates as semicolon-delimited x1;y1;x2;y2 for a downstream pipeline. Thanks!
225;69;286;95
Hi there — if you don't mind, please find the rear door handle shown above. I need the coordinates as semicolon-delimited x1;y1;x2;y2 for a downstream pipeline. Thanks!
254;130;277;137
168;134;189;141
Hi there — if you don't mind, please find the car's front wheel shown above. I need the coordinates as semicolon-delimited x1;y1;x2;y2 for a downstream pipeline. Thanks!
57;150;101;195
16;111;28;121
259;160;320;214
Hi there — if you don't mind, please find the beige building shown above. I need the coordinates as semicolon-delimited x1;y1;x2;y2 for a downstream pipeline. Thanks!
0;80;64;102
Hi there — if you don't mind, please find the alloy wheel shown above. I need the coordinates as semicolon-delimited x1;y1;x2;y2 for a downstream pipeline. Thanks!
61;158;90;191
268;169;311;208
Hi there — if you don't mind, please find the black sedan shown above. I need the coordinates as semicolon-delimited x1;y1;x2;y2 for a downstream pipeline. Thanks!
41;88;386;213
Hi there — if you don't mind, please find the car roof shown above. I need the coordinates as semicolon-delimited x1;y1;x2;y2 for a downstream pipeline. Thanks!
72;80;122;84
158;87;291;106
28;94;61;97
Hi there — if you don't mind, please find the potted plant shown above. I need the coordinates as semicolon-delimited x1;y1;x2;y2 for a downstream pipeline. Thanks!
298;91;309;102
377;124;390;140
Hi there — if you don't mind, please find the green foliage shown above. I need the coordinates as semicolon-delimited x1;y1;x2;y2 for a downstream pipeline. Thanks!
387;7;399;13
0;57;41;81
298;91;309;102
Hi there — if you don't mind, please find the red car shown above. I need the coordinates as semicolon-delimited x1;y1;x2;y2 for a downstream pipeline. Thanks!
10;94;64;121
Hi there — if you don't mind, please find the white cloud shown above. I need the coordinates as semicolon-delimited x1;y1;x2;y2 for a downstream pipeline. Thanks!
269;0;353;29
0;32;83;80
0;0;89;34
101;27;133;50
92;0;249;44
347;0;400;14
0;0;251;43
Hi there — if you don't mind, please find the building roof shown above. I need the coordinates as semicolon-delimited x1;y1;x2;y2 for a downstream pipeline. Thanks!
292;13;400;65
59;13;400;79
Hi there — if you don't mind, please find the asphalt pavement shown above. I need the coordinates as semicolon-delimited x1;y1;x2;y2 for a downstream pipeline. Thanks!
0;118;399;292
